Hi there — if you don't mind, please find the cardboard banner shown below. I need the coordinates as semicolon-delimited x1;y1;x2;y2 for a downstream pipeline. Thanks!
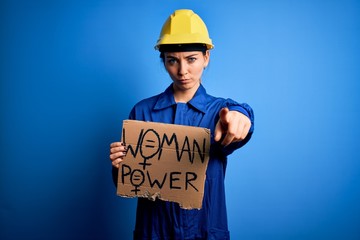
117;120;210;209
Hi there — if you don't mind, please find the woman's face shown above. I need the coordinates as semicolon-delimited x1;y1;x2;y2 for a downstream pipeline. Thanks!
164;51;210;93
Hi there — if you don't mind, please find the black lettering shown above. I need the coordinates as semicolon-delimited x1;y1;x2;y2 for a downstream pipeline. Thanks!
147;171;167;189
185;172;198;192
130;169;145;195
158;133;179;160
192;138;207;163
121;164;132;184
158;133;208;164
179;136;191;162
122;128;126;145
126;129;144;158
139;129;161;170
170;172;181;189
130;169;145;187
140;129;160;159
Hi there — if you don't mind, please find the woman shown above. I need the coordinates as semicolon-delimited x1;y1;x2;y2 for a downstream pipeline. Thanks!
110;9;254;240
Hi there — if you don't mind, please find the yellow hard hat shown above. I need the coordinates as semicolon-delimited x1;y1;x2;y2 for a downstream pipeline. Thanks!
155;9;214;51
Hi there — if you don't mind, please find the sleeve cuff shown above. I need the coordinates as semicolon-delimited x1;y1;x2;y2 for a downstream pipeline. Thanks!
228;105;250;119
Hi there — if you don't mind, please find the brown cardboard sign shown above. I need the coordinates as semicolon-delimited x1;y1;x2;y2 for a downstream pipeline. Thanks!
117;120;210;209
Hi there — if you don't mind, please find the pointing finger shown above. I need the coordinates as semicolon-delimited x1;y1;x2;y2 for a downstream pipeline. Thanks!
219;107;229;124
214;120;223;142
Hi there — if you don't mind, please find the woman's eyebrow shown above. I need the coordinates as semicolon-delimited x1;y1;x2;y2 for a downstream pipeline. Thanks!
165;53;199;59
185;54;198;58
165;55;178;59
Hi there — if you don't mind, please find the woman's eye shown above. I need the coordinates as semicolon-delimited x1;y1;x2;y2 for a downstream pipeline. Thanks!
187;57;196;63
167;59;177;65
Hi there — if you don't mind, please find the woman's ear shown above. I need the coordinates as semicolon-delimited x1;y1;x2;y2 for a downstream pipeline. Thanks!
204;50;210;68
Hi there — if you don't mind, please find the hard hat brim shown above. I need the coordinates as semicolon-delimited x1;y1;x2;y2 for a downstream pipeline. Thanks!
157;43;208;53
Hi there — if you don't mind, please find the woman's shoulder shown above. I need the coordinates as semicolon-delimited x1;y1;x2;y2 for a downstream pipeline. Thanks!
133;90;169;112
128;93;163;120
132;85;173;111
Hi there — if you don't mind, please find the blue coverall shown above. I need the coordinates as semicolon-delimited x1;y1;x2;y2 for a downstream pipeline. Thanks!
114;84;254;239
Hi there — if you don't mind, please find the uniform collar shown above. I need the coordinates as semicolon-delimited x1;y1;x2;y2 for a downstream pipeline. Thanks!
153;84;208;114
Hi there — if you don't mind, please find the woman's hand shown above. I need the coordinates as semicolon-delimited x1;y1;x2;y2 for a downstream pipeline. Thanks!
214;107;251;146
110;142;127;168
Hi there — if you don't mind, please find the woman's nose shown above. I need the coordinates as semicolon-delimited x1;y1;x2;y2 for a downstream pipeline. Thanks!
177;61;188;76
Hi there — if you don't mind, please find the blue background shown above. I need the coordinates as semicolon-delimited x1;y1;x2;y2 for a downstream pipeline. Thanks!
1;0;359;239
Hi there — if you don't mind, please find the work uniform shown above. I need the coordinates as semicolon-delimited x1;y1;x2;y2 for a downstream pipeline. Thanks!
115;83;254;240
